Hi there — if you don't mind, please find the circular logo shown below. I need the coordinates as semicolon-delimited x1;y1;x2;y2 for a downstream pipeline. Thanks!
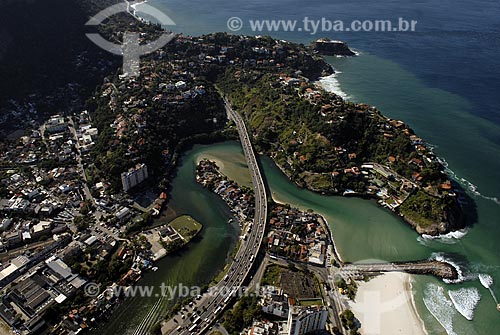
84;282;101;298
85;2;176;77
227;17;244;32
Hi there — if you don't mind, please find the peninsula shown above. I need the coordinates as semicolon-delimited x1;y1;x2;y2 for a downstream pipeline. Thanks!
141;215;203;260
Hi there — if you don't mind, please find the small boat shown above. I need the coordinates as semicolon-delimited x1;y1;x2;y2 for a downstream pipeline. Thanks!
497;304;500;312
228;218;233;224
343;189;357;196
151;267;159;272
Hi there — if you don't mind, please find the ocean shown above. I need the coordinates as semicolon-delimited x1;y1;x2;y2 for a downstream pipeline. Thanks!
109;0;500;334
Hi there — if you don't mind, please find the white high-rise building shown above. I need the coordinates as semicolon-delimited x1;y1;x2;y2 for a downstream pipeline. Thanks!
121;163;149;192
287;305;328;335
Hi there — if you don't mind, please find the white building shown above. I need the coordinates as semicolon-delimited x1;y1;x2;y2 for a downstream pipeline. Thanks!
308;241;325;266
115;207;131;221
261;286;289;318
248;320;277;335
45;115;67;133
287;305;328;335
32;221;52;237
121;164;149;192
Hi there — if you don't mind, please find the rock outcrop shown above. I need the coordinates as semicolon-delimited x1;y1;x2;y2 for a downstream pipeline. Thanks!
311;38;356;56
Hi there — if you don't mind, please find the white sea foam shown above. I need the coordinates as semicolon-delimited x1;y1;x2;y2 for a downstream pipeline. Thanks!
430;253;468;284
448;287;481;321
317;73;350;100
478;273;499;304
418;229;469;245
478;273;493;288
438;156;500;206
127;0;149;17
334;49;361;57
423;283;457;335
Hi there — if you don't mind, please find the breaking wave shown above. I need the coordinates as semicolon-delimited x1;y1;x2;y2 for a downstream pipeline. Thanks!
478;273;499;305
418;229;469;245
478;273;493;289
438;157;500;206
430;253;469;284
317;72;350;100
448;287;481;321
423;284;457;335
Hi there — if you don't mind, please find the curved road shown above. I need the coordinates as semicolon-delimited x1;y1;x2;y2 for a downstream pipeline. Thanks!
161;98;268;334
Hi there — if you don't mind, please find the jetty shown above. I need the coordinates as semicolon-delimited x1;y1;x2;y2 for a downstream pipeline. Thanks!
339;260;459;280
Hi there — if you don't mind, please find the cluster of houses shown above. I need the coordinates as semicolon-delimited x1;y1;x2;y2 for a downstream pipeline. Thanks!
97;31;329;170
196;159;255;223
267;206;328;265
72;111;99;153
0;117;84;253
359;163;416;210
0;30;364;334
0;109;160;334
273;70;459;210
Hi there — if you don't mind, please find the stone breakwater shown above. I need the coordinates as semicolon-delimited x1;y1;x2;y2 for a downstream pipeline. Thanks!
341;260;459;281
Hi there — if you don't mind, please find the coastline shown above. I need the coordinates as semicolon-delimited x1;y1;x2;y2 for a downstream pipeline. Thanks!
409;278;429;335
270;195;344;264
143;215;203;261
271;194;428;335
349;272;428;335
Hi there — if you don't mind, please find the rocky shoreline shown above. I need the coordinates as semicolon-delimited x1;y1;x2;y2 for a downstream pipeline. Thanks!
270;158;464;236
311;38;356;56
402;210;465;236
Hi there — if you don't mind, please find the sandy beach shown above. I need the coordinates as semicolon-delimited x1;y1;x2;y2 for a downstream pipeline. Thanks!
350;272;427;335
196;154;225;171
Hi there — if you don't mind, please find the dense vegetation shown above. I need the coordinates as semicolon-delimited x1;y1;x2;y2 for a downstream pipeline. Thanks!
339;309;361;335
86;81;226;191
218;69;415;190
223;295;262;335
400;189;463;231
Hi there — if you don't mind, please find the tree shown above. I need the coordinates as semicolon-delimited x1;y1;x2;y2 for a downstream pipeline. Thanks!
340;309;360;334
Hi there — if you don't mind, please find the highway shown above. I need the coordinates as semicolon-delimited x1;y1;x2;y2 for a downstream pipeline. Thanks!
161;98;268;335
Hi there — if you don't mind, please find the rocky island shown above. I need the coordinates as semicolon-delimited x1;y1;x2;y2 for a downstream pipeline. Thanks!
312;37;356;56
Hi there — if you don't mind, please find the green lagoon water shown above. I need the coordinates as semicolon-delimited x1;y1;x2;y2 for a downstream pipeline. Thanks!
96;135;499;335
92;145;242;335
182;139;500;335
